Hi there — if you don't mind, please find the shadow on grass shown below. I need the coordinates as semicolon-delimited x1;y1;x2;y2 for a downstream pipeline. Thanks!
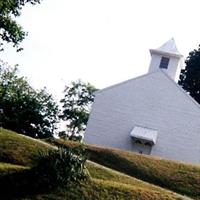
0;168;54;200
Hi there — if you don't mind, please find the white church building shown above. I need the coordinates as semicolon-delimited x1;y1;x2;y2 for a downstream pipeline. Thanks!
85;39;200;164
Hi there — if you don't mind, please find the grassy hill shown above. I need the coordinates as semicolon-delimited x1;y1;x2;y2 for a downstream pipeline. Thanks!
50;139;200;199
0;161;187;200
0;129;199;200
0;162;29;175
0;129;53;166
0;161;189;200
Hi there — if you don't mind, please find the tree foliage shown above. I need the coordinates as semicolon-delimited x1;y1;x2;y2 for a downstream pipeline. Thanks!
60;80;97;139
178;45;200;104
0;61;58;138
0;0;42;51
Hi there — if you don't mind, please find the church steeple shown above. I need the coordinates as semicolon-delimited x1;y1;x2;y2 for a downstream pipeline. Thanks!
148;38;183;82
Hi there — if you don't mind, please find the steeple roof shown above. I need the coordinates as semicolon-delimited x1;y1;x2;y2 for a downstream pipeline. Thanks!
150;38;183;58
157;38;181;54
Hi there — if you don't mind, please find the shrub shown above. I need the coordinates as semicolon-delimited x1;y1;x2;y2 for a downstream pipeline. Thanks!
34;146;89;189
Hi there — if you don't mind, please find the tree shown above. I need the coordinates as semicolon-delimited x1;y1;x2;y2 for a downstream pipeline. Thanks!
0;61;59;138
0;0;42;51
60;80;97;139
178;45;200;104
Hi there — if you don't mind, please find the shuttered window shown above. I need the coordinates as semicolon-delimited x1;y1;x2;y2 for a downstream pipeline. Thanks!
159;57;169;69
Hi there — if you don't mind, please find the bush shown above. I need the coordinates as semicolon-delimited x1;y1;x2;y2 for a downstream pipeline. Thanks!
34;146;89;189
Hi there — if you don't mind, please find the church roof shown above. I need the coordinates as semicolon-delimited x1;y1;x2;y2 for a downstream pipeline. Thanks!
150;38;183;58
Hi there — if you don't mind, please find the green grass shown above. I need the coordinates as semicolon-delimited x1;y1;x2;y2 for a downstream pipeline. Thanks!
19;179;187;200
15;165;188;200
87;162;189;200
0;162;29;176
50;139;200;199
0;160;188;200
0;129;197;200
0;128;53;166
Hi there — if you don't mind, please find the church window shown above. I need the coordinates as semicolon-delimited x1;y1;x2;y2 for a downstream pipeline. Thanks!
159;57;169;69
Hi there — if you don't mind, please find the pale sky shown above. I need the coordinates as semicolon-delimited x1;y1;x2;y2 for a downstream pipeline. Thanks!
1;0;200;100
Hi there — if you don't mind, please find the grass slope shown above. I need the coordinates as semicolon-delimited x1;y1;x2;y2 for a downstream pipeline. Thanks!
0;162;189;200
87;162;191;200
19;179;187;200
0;162;29;176
0;129;52;166
0;129;192;200
50;139;200;199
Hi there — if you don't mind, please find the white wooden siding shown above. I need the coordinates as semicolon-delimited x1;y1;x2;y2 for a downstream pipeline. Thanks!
85;71;200;164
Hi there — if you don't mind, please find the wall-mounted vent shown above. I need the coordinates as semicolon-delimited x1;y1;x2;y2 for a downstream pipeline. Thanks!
130;126;158;145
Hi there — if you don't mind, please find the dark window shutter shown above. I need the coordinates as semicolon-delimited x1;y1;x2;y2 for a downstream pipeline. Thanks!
159;57;169;69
